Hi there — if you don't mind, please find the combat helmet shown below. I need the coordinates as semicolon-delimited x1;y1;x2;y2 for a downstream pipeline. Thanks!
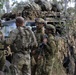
35;18;46;24
46;24;56;34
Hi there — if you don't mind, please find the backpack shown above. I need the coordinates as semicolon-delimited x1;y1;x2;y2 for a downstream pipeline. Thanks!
10;26;31;53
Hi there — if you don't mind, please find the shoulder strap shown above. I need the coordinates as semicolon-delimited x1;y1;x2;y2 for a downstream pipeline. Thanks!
17;27;23;39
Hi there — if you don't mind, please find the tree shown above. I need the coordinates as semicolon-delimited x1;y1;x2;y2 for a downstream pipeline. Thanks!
75;0;76;14
0;0;10;14
5;0;10;13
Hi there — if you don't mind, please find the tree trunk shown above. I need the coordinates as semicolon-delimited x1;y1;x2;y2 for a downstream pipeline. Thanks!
75;0;76;14
64;0;68;15
5;0;10;13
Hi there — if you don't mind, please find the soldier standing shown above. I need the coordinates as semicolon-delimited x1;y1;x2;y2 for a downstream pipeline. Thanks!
32;18;46;75
45;24;56;55
0;20;5;74
45;24;56;75
4;17;37;75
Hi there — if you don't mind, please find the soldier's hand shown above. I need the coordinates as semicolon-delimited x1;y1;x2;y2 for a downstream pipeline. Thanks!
7;46;12;55
38;55;42;60
4;50;8;55
43;38;47;44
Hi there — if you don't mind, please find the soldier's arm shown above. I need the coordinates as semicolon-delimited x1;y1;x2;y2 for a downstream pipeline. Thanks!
48;38;56;55
5;31;17;45
28;28;38;47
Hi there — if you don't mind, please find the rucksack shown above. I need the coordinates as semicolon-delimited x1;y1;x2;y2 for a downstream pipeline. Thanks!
10;26;31;53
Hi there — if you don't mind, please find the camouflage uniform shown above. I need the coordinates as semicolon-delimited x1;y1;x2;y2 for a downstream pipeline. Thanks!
32;18;46;75
34;28;45;75
6;26;37;75
45;24;56;75
0;31;5;71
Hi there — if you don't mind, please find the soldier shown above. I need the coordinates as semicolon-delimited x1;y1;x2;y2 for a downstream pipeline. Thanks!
45;24;56;75
46;24;56;56
4;17;37;75
35;18;46;39
32;18;46;75
0;21;5;74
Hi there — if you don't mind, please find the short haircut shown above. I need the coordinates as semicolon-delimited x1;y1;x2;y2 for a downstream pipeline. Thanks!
16;17;24;24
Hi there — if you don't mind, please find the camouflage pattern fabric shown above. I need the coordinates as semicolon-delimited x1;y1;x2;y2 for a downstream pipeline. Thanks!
45;34;56;75
0;31;5;71
45;24;56;75
33;28;45;75
5;26;37;75
32;18;46;75
0;51;5;71
10;52;31;75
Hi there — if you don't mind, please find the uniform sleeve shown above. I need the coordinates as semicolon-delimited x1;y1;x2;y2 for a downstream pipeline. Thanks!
28;28;38;47
48;35;56;55
5;31;17;45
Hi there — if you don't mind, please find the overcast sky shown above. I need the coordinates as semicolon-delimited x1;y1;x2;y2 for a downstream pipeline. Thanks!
11;0;75;8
